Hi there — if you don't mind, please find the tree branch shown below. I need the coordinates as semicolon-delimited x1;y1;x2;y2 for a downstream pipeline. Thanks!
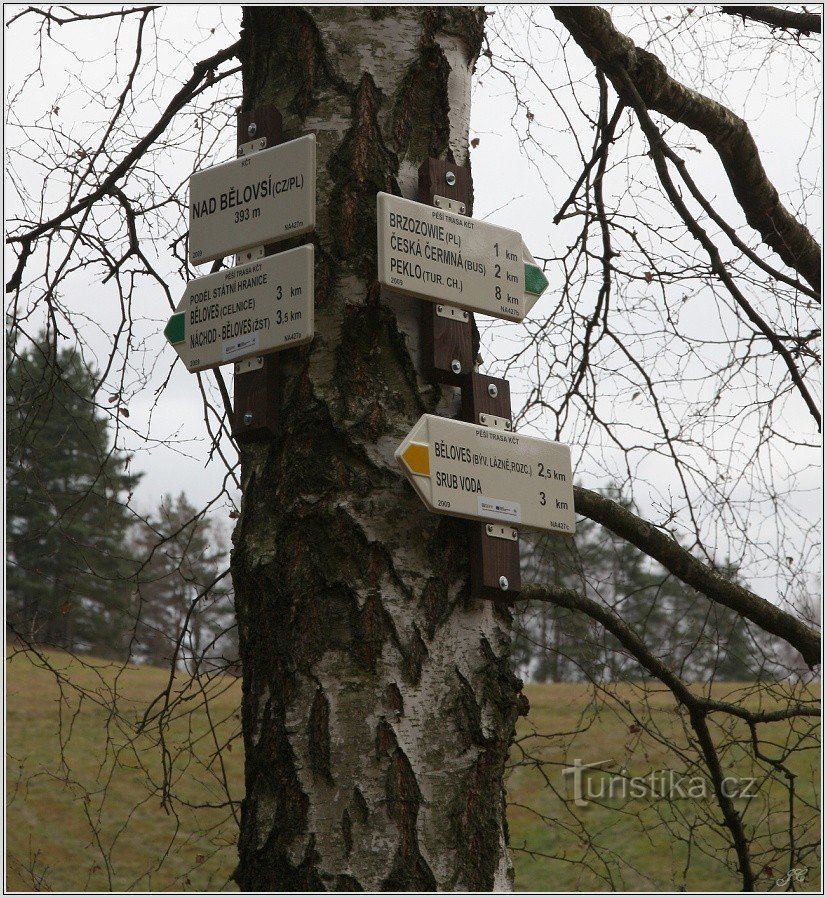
5;5;160;28
571;485;821;668
552;6;822;290
521;580;756;888
720;5;821;36
553;98;624;226
611;64;822;429
5;39;241;290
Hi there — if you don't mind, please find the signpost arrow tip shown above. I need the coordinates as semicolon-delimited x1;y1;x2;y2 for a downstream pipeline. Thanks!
164;312;186;345
400;441;430;477
522;243;549;297
524;263;549;297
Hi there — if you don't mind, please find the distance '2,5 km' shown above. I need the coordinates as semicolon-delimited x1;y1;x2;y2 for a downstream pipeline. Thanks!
537;461;567;481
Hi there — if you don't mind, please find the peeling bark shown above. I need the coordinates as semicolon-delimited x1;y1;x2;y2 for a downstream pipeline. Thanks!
553;6;822;291
232;7;524;890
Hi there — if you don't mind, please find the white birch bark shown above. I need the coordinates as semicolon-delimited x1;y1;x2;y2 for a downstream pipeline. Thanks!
232;8;525;890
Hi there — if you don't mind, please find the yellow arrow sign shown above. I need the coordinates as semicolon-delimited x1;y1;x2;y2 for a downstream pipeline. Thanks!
395;415;575;535
400;442;430;477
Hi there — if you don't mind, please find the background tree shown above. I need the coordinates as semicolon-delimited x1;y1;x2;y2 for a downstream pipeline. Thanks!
129;493;233;671
517;497;769;684
7;334;139;656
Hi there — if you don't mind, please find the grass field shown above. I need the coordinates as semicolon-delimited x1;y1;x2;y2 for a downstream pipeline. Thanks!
6;649;820;891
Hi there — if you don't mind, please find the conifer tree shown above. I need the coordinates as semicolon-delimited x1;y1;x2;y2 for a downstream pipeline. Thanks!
6;336;139;655
130;492;231;669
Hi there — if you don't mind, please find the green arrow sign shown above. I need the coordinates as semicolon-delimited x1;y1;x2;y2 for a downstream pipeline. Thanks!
377;192;550;322
165;245;314;372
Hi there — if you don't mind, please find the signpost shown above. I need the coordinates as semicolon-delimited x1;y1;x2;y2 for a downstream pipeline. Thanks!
396;414;575;535
189;134;316;265
164;245;314;372
377;192;549;321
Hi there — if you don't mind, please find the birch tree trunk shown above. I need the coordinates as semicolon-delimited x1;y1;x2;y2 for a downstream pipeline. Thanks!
231;7;525;891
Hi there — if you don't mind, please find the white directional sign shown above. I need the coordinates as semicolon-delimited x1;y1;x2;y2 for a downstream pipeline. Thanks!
377;192;549;321
396;414;575;534
189;134;316;266
164;245;314;372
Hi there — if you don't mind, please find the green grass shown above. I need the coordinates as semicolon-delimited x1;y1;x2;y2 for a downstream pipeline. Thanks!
6;648;242;891
6;650;820;891
510;681;820;892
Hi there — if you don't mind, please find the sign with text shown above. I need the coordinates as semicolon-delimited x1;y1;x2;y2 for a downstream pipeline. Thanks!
188;134;316;265
396;414;575;534
377;192;549;321
164;245;314;372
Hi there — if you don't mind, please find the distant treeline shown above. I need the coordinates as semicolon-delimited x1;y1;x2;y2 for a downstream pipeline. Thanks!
6;338;234;670
7;336;797;682
514;499;799;683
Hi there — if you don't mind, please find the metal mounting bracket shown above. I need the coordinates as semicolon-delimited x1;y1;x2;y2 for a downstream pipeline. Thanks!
478;412;512;431
238;136;267;157
236;245;265;266
485;524;518;542
235;355;264;375
435;303;469;322
433;195;467;216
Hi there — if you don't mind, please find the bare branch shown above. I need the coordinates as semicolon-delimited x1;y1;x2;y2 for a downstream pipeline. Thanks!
720;5;821;36
553;6;822;290
611;63;822;429
521;580;757;888
6;5;160;28
5;39;241;290
572;485;821;668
